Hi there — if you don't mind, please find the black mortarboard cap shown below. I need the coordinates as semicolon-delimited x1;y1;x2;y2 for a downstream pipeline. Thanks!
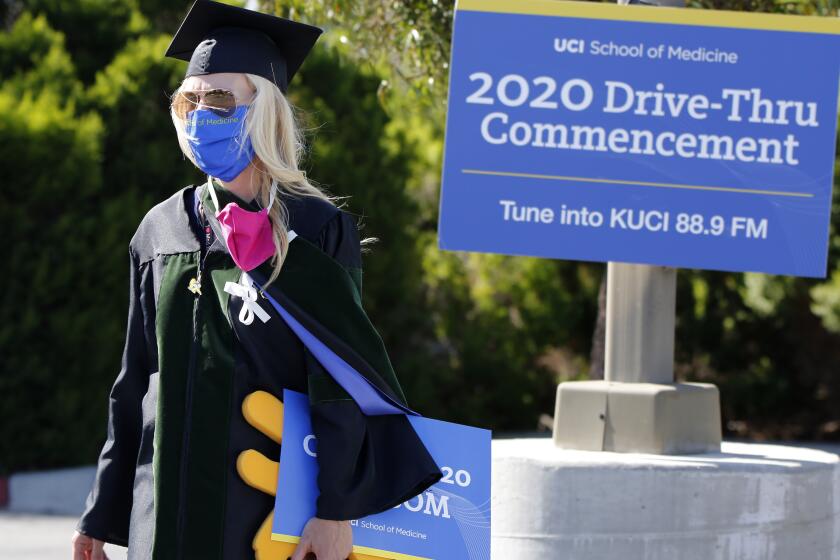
164;0;323;93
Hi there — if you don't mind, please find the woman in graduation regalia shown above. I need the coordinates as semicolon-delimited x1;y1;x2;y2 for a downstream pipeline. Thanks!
71;1;442;559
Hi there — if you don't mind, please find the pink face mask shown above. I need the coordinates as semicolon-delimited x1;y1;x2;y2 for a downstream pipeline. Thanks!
206;176;277;272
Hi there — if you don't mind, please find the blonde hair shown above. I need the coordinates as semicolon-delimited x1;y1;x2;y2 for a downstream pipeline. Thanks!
170;72;350;288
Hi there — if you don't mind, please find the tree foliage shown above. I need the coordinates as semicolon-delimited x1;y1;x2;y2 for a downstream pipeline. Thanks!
3;0;840;474
2;0;476;471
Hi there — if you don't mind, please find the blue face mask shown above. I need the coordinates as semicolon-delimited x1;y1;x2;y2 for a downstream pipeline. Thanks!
185;104;255;182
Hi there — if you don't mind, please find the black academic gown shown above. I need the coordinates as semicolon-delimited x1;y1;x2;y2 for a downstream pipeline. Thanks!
76;181;442;560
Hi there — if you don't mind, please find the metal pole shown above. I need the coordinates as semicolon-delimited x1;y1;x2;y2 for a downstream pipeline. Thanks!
604;263;676;384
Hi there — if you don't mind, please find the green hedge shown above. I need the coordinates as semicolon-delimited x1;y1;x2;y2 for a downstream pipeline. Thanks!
3;0;840;474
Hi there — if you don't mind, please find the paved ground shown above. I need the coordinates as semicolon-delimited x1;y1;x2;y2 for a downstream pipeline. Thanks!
2;440;836;559
0;512;127;560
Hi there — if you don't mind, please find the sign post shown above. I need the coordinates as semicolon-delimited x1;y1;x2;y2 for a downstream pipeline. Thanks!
558;259;722;453
439;0;840;453
557;0;721;455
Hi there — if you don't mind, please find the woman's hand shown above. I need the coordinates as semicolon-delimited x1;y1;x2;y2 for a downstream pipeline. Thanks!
290;517;352;560
71;530;109;560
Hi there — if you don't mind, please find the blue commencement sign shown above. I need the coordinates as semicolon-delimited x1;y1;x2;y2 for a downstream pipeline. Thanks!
438;0;840;277
272;390;491;560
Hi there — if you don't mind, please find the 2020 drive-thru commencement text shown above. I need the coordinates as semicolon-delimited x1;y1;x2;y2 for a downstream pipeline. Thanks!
438;0;840;278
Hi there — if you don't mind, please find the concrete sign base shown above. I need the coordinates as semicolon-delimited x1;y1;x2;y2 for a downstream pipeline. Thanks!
554;380;722;454
492;439;840;560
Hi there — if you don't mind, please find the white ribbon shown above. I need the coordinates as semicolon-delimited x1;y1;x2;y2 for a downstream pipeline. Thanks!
224;272;271;326
221;229;299;326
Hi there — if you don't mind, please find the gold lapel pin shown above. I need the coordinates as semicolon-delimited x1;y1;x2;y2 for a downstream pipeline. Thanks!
188;277;202;295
